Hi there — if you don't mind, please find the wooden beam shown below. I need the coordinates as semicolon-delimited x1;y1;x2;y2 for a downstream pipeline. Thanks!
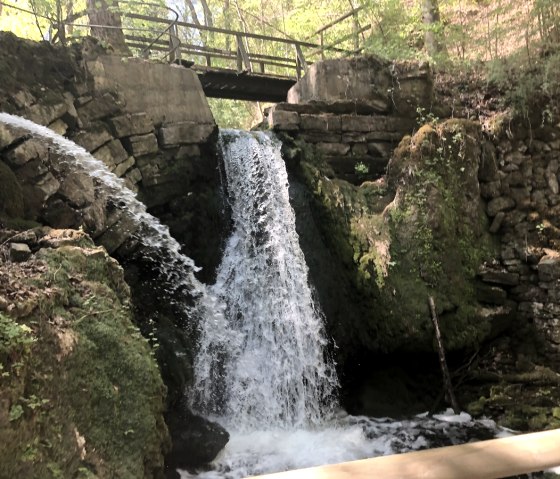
250;429;560;479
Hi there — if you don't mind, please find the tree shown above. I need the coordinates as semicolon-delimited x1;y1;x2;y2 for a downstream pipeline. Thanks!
422;0;445;57
86;0;130;54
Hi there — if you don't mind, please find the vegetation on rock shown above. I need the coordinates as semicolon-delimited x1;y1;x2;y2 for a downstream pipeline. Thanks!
0;228;169;479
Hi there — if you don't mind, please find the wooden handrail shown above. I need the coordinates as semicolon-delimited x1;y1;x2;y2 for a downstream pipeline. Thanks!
250;429;560;479
313;6;364;36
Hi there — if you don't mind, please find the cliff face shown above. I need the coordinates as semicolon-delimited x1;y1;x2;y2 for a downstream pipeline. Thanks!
0;228;169;479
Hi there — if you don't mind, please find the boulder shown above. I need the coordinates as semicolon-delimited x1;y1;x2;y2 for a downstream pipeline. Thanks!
9;242;31;262
165;409;229;470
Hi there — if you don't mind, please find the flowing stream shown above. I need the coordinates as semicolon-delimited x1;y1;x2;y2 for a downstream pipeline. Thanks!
184;131;507;479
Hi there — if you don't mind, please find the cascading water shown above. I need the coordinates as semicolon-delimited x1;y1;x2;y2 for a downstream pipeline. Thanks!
184;130;510;479
190;131;337;430
0;112;222;316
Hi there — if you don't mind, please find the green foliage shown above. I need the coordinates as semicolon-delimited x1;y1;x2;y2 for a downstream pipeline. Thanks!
354;161;369;176
0;313;36;364
9;404;24;422
362;0;423;60
208;98;263;129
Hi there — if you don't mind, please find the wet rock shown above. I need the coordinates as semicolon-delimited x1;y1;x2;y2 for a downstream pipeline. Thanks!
93;139;129;169
165;410;229;470
9;242;31;262
113;156;136;177
5;139;48;166
71;122;113;152
58;173;95;208
0;123;25;150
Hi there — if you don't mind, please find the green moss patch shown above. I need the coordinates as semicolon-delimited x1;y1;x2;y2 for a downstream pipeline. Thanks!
0;240;168;479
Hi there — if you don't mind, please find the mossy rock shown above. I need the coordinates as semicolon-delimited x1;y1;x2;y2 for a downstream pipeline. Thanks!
0;160;24;220
0;237;169;479
296;119;498;360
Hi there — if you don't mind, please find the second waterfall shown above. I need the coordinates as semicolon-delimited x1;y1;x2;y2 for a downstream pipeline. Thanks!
190;130;338;430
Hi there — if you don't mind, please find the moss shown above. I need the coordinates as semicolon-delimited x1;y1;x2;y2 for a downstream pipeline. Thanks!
0;242;168;478
296;119;497;356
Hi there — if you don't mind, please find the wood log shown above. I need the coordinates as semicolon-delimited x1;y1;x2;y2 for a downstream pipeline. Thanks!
428;295;460;414
250;429;560;479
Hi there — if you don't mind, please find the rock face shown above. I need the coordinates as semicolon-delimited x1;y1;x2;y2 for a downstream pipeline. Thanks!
0;228;169;478
294;120;497;363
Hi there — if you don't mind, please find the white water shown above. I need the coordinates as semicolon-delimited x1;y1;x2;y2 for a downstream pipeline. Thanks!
190;131;337;429
186;131;507;478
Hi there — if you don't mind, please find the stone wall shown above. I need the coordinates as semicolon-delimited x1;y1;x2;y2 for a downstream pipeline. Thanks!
0;33;222;276
267;57;431;184
478;122;560;353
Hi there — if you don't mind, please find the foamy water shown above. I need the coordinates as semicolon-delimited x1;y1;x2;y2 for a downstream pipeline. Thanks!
180;410;508;478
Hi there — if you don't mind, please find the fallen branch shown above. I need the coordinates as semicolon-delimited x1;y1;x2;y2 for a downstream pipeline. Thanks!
428;295;460;414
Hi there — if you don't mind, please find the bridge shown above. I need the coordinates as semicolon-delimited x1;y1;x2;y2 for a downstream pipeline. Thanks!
0;1;370;102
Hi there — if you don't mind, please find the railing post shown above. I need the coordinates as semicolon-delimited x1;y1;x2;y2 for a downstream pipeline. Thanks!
294;44;308;80
169;23;181;63
236;33;252;72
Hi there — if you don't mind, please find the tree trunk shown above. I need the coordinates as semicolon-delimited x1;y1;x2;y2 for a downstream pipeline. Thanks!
422;0;445;56
86;0;130;55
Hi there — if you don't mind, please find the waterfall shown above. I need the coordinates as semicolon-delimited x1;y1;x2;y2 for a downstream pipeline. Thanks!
0;113;507;479
190;130;338;430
